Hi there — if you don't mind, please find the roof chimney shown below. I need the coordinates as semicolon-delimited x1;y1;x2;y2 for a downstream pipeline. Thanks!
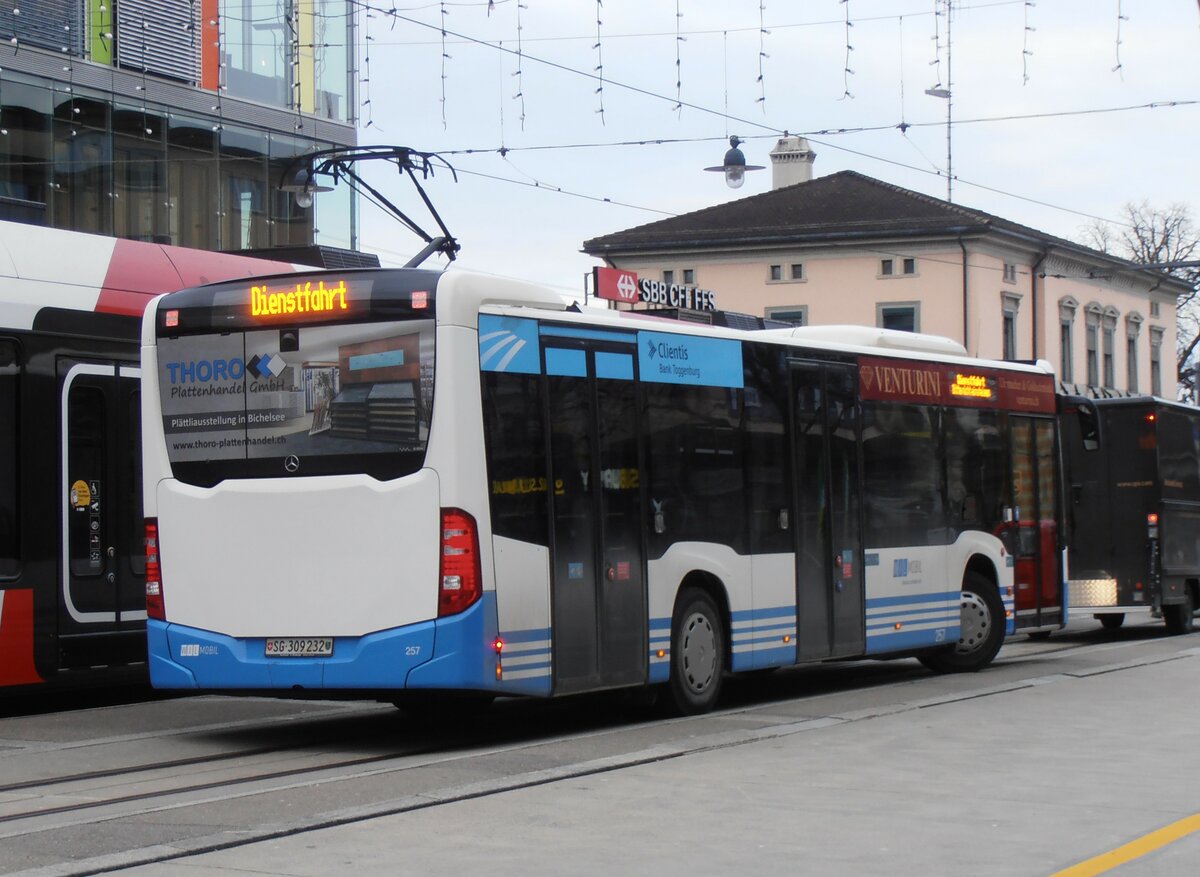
769;136;816;189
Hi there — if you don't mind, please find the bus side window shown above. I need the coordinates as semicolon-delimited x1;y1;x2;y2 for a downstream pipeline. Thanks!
1075;401;1101;452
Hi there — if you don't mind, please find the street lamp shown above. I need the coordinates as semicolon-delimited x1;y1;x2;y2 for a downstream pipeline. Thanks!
279;167;334;209
704;136;764;189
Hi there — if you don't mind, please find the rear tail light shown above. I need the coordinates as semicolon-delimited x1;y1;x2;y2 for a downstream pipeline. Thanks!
145;519;165;621
439;508;481;617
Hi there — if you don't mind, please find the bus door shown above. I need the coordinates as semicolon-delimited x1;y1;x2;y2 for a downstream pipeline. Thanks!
59;360;146;664
543;337;645;694
790;362;865;660
1008;415;1063;629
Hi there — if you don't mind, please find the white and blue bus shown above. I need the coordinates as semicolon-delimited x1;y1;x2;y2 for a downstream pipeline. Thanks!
141;267;1064;713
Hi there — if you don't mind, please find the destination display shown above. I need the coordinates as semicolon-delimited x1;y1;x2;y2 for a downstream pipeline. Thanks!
858;355;1056;413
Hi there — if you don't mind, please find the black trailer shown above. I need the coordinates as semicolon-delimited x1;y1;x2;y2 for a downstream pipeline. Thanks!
1059;394;1200;633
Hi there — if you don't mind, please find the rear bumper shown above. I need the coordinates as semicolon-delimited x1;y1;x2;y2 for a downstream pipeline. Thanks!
148;593;500;692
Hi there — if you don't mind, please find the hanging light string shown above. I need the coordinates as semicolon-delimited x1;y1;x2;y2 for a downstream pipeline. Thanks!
930;0;945;90
756;2;768;108
361;3;375;128
440;1;451;128
513;1;526;129
1021;0;1034;85
840;0;854;99
673;0;683;116
593;0;605;124
1113;0;1127;79
896;16;907;132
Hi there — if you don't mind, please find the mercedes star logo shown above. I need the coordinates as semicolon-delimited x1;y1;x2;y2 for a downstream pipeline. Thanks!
284;455;301;473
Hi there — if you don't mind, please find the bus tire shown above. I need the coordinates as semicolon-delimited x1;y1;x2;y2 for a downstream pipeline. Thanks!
1164;589;1196;636
668;588;725;715
1098;613;1125;630
918;571;1004;673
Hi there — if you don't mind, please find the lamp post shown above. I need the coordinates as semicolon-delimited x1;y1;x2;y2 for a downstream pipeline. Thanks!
704;136;764;189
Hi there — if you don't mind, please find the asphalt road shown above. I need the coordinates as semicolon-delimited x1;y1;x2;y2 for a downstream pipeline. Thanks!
2;615;1198;877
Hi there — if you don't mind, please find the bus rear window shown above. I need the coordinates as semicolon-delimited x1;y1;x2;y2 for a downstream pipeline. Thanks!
158;319;434;485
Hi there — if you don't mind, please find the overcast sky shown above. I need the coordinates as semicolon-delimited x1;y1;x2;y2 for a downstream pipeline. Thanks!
350;1;1200;298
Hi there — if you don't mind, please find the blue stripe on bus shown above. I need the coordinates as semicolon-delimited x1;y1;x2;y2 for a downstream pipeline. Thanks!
538;325;635;343
866;615;958;632
865;626;958;655
502;646;550;660
866;606;957;621
730;605;796;622
732;644;795;672
866;591;959;609
501;627;551;644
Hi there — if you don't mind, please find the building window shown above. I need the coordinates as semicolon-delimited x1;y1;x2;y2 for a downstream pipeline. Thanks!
1150;327;1165;397
1085;305;1101;387
1058;297;1077;384
1002;292;1022;361
1126;313;1143;393
1102;307;1119;389
877;302;919;333
765;306;808;327
1003;262;1018;283
662;269;675;285
769;264;804;283
682;268;695;285
880;258;916;277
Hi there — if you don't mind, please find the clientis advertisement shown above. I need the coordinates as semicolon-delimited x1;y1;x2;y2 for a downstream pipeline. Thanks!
858;356;1056;413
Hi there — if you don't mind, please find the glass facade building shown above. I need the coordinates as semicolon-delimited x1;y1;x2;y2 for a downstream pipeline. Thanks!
0;1;357;252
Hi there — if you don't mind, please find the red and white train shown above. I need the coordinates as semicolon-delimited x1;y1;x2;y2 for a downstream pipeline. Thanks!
0;220;295;693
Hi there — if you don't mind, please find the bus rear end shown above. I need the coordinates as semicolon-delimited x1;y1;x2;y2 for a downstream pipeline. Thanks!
141;269;490;694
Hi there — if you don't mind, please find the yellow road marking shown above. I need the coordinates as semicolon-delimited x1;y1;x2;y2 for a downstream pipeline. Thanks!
1051;813;1200;876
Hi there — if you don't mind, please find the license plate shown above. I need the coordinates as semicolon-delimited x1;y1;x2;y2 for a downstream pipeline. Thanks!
265;637;334;658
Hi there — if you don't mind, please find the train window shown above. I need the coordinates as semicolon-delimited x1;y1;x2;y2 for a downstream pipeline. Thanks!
0;339;19;576
1074;401;1101;452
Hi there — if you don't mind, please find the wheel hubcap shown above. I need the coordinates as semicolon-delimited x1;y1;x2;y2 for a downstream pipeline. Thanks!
955;592;992;655
680;611;717;694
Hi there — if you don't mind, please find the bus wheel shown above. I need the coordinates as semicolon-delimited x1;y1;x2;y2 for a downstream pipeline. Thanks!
1164;590;1196;636
669;588;725;715
1098;613;1125;631
918;572;1004;673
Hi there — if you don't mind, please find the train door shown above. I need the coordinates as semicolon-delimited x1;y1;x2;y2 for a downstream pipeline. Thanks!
791;362;865;660
59;360;146;665
544;337;645;694
1008;415;1063;630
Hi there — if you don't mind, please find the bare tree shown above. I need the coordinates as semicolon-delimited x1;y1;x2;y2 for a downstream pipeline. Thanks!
1082;202;1200;400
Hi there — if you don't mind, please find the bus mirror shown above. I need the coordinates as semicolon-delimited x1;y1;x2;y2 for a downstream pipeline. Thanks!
280;328;299;352
778;509;789;531
653;510;665;534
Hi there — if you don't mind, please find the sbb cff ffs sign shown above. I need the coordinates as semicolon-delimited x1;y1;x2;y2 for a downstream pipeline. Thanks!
593;266;718;311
